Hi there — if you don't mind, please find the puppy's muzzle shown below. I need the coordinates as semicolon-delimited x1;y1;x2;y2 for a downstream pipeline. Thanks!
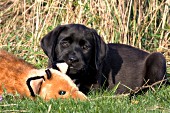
68;55;79;64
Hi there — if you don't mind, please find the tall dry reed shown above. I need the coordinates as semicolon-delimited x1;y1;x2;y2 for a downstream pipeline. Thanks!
0;0;169;64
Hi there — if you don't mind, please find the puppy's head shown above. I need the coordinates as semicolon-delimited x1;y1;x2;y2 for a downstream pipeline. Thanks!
41;24;107;76
27;68;87;101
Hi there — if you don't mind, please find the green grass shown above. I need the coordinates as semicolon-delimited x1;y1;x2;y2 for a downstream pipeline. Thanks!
0;85;170;113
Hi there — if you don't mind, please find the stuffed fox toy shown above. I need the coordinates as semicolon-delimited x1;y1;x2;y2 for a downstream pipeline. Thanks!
0;50;87;100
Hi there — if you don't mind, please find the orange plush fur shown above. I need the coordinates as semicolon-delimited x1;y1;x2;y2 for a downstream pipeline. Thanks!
0;50;87;100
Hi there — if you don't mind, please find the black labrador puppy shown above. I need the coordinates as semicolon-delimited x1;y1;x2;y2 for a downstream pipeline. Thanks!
41;24;167;94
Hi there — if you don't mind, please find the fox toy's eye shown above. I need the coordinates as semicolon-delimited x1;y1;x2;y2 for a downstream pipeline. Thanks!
58;90;66;95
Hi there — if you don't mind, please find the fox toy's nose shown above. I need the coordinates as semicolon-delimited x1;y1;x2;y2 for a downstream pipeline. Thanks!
71;90;88;101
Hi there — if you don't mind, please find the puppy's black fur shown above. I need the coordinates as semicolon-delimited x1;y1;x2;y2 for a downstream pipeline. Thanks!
41;24;167;94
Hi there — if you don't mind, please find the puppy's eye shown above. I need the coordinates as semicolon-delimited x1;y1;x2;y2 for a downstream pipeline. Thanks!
58;90;66;95
60;41;70;48
82;45;89;50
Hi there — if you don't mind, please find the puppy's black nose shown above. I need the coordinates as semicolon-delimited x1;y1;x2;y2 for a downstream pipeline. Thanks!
68;55;79;63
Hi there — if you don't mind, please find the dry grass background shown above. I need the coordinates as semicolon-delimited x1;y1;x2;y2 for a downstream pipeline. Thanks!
0;0;170;68
0;1;170;112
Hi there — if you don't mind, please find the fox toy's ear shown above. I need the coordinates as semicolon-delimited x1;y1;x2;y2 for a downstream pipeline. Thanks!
45;69;52;79
26;76;44;97
56;62;68;74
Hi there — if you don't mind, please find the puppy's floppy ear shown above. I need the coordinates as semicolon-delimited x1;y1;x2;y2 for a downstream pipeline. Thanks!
40;25;66;63
41;30;53;57
91;29;108;70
